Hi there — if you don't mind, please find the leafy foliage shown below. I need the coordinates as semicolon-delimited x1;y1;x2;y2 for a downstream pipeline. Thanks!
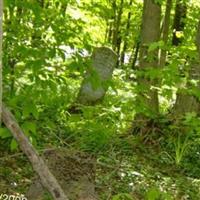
1;0;200;199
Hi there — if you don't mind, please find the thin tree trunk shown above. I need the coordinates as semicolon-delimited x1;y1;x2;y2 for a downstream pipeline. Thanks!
105;1;115;44
172;0;187;46
105;21;109;43
112;0;124;67
2;104;68;200
159;0;172;67
171;0;188;116
196;20;200;57
107;1;116;44
0;0;2;124
116;36;122;67
121;0;133;65
131;39;140;69
135;0;161;117
111;0;117;49
112;0;123;52
172;19;200;117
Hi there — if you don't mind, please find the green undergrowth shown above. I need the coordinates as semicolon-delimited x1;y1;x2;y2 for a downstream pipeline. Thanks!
1;138;200;199
1;69;200;199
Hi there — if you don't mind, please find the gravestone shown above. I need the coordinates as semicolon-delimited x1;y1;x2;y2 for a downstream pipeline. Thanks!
77;47;117;105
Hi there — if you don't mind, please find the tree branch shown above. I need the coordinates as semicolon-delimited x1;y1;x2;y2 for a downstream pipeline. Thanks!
2;103;68;200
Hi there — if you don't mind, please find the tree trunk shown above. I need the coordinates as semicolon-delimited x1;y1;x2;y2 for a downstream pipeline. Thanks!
106;0;117;44
112;0;124;67
111;0;117;48
172;0;187;46
159;0;172;67
135;0;161;117
76;47;117;105
0;0;2;124
121;0;133;65
131;39;140;69
172;19;200;117
113;0;124;52
196;19;200;57
105;20;109;43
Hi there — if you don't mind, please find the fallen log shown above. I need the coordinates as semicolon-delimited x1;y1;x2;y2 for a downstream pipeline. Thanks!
2;103;68;200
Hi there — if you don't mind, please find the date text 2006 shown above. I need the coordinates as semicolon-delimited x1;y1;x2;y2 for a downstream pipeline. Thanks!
0;194;27;200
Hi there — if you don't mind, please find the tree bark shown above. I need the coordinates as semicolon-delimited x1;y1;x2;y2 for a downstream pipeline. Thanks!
112;0;124;67
121;0;133;65
111;0;117;47
172;19;200;117
0;0;2;124
135;0;161;117
112;0;123;52
172;0;187;46
159;0;172;67
2;104;68;200
106;0;117;44
77;47;117;105
131;39;140;69
196;20;200;58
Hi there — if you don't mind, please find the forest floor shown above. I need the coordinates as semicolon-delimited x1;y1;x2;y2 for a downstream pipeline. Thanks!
1;136;200;200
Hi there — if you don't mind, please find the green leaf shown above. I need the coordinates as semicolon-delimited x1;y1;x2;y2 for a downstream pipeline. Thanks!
0;128;12;139
23;103;39;119
146;187;161;200
22;122;37;136
148;41;164;52
48;79;57;92
29;136;37;147
10;139;18;151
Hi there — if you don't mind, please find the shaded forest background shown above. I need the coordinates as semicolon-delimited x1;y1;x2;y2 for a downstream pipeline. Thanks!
1;0;200;199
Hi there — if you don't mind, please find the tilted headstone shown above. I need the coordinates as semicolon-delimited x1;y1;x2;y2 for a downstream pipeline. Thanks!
77;47;117;105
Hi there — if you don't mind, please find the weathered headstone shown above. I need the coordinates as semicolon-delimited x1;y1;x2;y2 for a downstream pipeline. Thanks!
77;47;117;105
